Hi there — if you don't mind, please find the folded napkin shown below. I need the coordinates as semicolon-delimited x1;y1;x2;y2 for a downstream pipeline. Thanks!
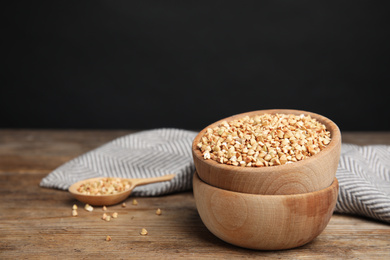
40;128;390;223
40;129;197;196
334;144;390;223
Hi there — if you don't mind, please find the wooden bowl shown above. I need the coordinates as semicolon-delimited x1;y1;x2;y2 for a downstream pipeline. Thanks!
193;171;339;250
192;109;341;195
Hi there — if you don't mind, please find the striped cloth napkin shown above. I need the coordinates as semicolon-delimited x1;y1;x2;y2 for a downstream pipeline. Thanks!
40;128;390;223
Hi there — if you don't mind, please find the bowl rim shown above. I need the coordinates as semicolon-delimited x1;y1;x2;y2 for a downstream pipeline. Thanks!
192;109;341;174
193;171;339;198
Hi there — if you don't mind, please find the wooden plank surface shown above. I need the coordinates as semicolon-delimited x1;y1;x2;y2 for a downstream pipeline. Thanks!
0;130;389;259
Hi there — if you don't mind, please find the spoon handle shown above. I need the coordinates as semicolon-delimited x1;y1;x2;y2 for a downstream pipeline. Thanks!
129;174;176;188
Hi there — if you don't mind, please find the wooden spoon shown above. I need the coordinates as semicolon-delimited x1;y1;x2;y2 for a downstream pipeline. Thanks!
68;174;176;206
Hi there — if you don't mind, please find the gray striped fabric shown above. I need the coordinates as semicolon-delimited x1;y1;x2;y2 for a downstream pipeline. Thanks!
40;128;198;196
334;144;390;223
40;129;390;223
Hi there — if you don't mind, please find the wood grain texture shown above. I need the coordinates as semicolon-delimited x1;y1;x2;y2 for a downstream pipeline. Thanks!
0;130;389;259
193;172;338;250
0;129;134;174
192;109;342;195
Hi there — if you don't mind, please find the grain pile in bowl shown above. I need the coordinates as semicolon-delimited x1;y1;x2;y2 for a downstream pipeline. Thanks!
197;113;331;167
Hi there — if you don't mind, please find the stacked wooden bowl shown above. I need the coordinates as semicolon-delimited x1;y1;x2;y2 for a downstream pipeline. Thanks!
192;109;341;250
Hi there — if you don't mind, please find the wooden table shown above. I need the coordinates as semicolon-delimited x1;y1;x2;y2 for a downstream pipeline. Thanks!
1;130;389;259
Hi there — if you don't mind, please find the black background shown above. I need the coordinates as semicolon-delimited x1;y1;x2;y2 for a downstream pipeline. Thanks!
3;1;389;131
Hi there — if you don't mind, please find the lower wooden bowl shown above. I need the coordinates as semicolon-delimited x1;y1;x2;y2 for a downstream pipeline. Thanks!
193;171;338;250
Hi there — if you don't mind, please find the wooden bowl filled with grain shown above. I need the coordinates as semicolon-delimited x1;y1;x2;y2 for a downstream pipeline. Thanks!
192;109;341;195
